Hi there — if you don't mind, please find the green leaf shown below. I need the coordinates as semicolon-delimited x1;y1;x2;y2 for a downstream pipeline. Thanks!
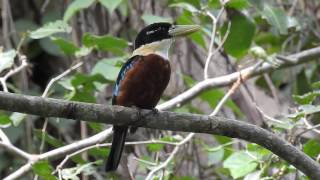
10;112;27;127
88;122;103;133
207;147;224;165
200;89;242;116
260;5;291;35
39;38;63;56
147;143;165;152
82;33;128;55
0;50;16;73
32;160;56;180
63;0;95;21
246;143;271;160
141;14;173;25
69;73;110;102
169;2;199;13
303;139;320;158
99;0;122;13
293;90;320;105
0;115;11;128
88;147;109;158
244;171;261;180
208;0;221;9
75;46;93;58
299;105;320;115
312;81;320;89
176;11;206;49
223;151;258;179
226;0;250;9
221;10;256;58
51;37;79;56
295;69;311;95
58;77;73;91
33;129;64;147
30;20;72;39
91;57;125;81
248;0;265;10
61;161;101;179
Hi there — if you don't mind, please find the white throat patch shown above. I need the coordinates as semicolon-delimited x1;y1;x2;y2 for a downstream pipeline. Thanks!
132;39;173;60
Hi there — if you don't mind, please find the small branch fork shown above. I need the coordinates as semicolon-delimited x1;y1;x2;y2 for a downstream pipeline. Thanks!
0;54;28;92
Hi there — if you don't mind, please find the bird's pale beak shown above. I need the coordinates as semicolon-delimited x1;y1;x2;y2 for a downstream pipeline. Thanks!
168;25;201;37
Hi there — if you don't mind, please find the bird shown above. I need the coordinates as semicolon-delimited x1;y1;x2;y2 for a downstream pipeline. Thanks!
105;22;200;172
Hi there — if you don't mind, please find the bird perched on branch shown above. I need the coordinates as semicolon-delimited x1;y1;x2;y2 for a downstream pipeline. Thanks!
105;22;200;171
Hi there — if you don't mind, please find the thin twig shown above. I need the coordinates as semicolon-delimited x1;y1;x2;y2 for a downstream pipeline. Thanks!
302;117;320;134
0;54;28;92
145;133;194;180
0;141;33;160
42;62;83;98
204;7;226;79
39;61;84;154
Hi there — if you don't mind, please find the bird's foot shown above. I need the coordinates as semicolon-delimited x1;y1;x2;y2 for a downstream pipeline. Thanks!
151;108;159;115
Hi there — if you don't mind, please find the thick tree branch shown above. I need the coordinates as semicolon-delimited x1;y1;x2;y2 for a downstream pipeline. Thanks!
158;46;320;110
0;92;319;178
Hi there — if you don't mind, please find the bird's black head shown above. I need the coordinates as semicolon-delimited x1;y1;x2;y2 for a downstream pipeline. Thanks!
134;22;201;50
134;23;172;50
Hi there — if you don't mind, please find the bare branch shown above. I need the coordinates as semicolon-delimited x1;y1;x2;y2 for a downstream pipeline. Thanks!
3;128;112;180
0;92;319;178
0;142;33;160
157;46;320;110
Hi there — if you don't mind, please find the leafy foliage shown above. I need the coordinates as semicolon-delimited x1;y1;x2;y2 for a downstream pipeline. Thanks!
1;0;320;179
0;50;16;73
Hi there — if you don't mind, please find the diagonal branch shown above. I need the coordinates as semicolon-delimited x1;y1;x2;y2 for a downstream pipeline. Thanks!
157;46;320;110
0;92;319;178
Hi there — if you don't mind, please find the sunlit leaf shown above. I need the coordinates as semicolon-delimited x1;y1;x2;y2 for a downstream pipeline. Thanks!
82;33;128;55
75;46;93;58
223;151;258;179
63;0;95;21
91;57;125;81
293;90;320;105
0;50;16;73
30;20;72;39
10;112;27;127
147;143;165;152
244;171;261;180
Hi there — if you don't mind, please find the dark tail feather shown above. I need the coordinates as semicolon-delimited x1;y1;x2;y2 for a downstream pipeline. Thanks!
105;126;128;172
